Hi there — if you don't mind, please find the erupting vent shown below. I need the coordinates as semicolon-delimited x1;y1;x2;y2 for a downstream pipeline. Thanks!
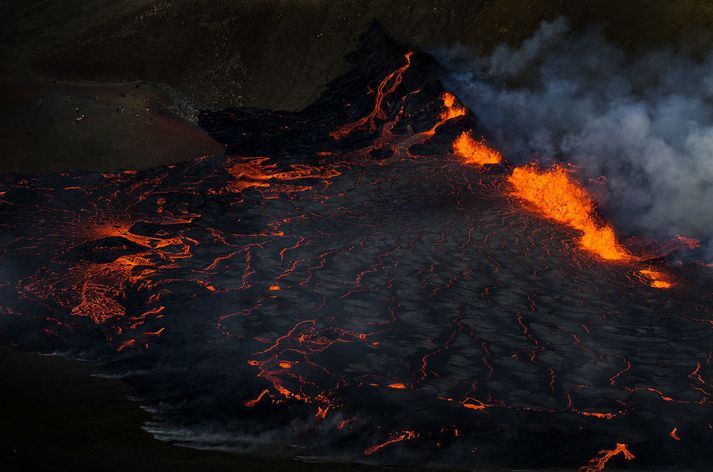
507;164;631;262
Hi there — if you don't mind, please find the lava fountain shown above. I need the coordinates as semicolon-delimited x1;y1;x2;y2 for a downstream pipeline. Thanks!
507;163;632;262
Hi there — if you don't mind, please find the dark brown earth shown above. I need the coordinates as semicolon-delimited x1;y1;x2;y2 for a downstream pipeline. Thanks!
0;78;223;173
3;1;713;172
5;0;713;112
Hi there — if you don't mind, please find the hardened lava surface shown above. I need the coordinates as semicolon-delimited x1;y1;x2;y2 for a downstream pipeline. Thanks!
2;28;713;470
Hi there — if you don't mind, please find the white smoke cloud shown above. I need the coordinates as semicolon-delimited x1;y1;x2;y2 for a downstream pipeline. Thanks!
438;18;713;261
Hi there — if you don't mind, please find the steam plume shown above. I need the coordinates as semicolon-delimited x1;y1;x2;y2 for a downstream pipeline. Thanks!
438;18;713;261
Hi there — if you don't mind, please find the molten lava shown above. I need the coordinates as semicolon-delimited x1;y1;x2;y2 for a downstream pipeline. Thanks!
439;92;467;122
364;430;418;456
226;157;341;195
453;131;503;166
508;164;631;261
639;268;674;289
331;52;413;139
579;443;635;472
422;91;467;136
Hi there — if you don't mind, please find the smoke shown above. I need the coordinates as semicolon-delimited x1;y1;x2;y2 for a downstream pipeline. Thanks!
438;18;713;261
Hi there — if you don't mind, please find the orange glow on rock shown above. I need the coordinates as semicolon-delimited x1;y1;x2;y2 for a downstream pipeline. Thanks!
580;443;635;472
639;268;674;289
244;388;271;407
508;164;631;262
226;157;340;195
439;92;467;122
315;406;329;419
453;131;502;166
115;338;136;352
579;411;615;420
422;92;467;136
331;53;413;139
364;430;417;456
387;382;407;390
462;401;487;411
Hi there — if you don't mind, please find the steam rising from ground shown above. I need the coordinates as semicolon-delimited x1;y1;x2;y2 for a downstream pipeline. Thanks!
439;18;713;261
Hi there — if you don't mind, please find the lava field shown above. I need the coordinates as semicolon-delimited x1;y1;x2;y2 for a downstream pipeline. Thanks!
2;26;713;471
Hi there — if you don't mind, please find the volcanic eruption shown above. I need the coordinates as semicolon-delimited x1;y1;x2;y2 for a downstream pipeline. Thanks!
2;21;713;472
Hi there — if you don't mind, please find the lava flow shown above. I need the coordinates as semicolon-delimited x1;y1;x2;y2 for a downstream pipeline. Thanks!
580;443;636;472
452;130;503;166
507;163;632;261
638;268;674;289
330;52;413;139
225;156;342;196
2;28;713;471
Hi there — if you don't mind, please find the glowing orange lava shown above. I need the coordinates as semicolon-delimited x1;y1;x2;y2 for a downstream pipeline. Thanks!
439;92;467;122
364;430;417;455
17;216;201;337
331;53;413;139
639;268;673;289
226;157;340;195
421;91;467;136
244;388;271;407
462;400;488;410
453;131;503;166
508;164;631;261
580;443;635;472
69;254;152;323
